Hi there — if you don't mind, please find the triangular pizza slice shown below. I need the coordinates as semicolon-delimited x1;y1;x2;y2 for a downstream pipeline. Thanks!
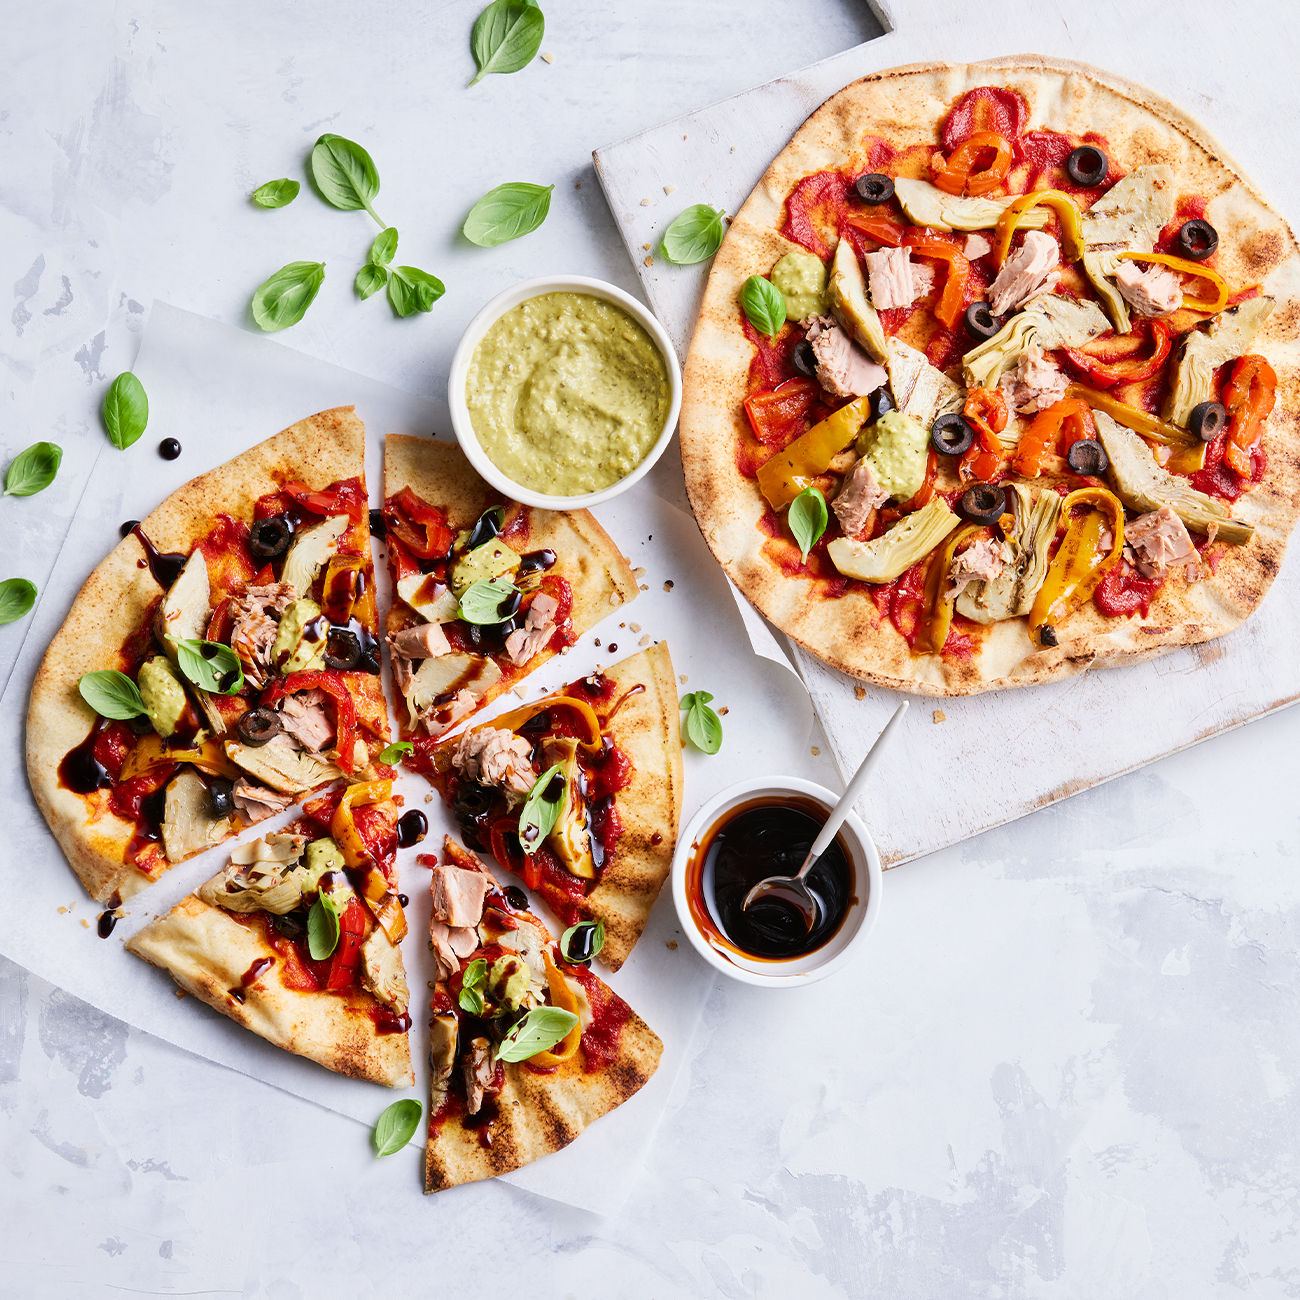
423;837;661;1192
125;782;413;1087
28;407;393;905
381;435;637;743
416;643;682;972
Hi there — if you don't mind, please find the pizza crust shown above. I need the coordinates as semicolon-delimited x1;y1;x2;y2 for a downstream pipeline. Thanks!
679;56;1300;695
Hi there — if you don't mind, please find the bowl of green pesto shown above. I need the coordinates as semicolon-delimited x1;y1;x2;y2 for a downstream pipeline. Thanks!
449;276;682;509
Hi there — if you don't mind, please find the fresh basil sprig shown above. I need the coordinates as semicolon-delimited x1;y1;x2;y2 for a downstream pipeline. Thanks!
469;0;545;87
559;918;606;964
175;638;246;695
378;740;414;766
517;763;564;854
78;670;147;720
739;275;787;337
0;578;36;625
372;1098;422;1157
680;690;723;755
369;227;398;266
307;893;341;960
496;1005;578;1063
459;575;519;624
463;183;554;247
387;265;445;318
251;261;326;332
251;179;300;209
660;204;727;265
310;134;384;224
4;442;62;497
458;957;488;1015
789;487;829;562
355;264;387;300
103;373;149;450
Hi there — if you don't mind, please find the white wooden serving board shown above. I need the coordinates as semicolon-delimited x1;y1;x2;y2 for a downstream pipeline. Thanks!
592;6;1300;867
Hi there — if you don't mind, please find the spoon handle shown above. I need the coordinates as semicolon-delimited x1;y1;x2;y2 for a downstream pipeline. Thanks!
804;700;909;867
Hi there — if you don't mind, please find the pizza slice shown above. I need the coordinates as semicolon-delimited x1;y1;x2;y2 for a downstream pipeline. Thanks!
423;837;661;1192
418;643;681;972
381;435;637;742
28;407;393;905
125;781;413;1087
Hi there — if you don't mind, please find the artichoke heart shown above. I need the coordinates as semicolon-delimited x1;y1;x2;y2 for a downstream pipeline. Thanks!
198;832;309;915
1094;411;1254;544
893;178;1053;233
827;499;960;583
281;515;348;598
541;736;596;880
885;339;964;430
828;237;886;361
449;538;521;600
1163;297;1275;426
963;295;1109;390
956;484;1061;623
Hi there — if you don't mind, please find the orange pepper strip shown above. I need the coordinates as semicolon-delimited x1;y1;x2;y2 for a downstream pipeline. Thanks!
1115;251;1231;313
899;448;938;511
957;387;1008;483
902;231;971;330
1221;355;1277;477
528;952;583;1066
843;214;905;247
1060;319;1173;389
1012;397;1096;478
933;131;1013;197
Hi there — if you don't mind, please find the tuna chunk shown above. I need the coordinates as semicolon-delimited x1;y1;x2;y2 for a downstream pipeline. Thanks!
1115;261;1182;318
944;537;1012;602
1124;505;1201;580
987;231;1061;315
805;317;887;399
391;621;451;660
450;726;536;796
229;583;294;690
963;232;992;261
431;863;493;929
276;688;334;752
504;591;559;666
464;1038;496;1116
1001;344;1069;415
231;780;292;823
832;458;889;537
864;247;932;310
429;920;479;981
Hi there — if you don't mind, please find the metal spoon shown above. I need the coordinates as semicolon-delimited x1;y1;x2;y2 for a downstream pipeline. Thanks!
741;700;909;930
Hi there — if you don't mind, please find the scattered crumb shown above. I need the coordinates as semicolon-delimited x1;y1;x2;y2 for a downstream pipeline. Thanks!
541;50;555;63
663;580;674;592
640;198;651;207
811;746;821;757
643;242;651;251
424;793;434;804
639;584;647;592
682;134;688;141
513;685;529;699
666;940;678;950
730;145;736;153
718;706;729;716
574;181;582;189
663;183;676;195
175;989;187;1000
632;566;646;579
638;635;650;647
854;685;866;700
57;906;68;915
629;622;642;633
594;637;602;647
933;709;947;723
618;621;626;629
679;674;688;684
644;255;653;267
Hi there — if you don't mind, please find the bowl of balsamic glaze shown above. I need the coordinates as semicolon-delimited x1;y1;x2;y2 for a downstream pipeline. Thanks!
671;777;881;986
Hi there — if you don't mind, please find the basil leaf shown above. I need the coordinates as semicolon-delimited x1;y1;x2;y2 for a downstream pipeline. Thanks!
251;261;325;332
355;263;388;300
251;178;300;209
469;0;545;87
496;1005;579;1063
517;762;564;855
309;134;382;221
463;182;554;247
307;895;340;960
660;204;727;265
4;441;62;497
0;578;36;625
681;690;723;755
378;740;414;766
102;373;149;450
387;266;445;318
739;275;787;337
78;669;146;720
458;575;519;624
372;1098;422;1157
458;957;488;1014
174;638;246;695
369;227;398;267
789;487;828;561
559;918;605;964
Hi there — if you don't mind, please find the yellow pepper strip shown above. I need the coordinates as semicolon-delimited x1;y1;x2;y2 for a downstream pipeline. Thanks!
320;555;365;625
354;863;407;943
992;189;1085;267
1115;251;1230;312
471;696;604;753
1028;488;1125;646
919;524;980;654
331;779;393;869
528;952;583;1066
119;734;242;782
756;395;873;510
1165;442;1209;475
1065;383;1198;447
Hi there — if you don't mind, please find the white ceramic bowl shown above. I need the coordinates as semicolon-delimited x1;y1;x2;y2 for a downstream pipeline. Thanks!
671;777;883;987
447;274;683;510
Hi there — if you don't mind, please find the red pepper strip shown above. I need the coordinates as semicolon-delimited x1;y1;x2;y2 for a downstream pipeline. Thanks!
1061;320;1173;389
956;387;1007;483
743;378;820;448
1221;355;1277;477
206;596;234;644
933;131;1013;197
281;479;366;522
491;816;536;889
261;670;359;773
325;899;366;991
382;486;453;560
902;231;971;330
1012;397;1096;478
899;448;938;511
843;214;906;247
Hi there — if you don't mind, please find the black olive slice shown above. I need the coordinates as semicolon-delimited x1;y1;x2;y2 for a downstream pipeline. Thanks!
1065;438;1109;476
236;707;282;747
931;413;975;457
1189;400;1227;441
208;777;234;818
1066;145;1108;187
956;483;1006;526
249;515;295;560
368;507;386;538
791;339;818;378
324;626;362;671
454;783;495;820
465;506;505;552
1176;219;1218;262
964;300;1001;341
853;173;895;204
867;385;895;423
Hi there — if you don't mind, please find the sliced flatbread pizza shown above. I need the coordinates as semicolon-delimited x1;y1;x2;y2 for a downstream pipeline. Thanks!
417;643;682;972
126;783;413;1087
28;407;392;905
382;434;637;742
423;837;662;1192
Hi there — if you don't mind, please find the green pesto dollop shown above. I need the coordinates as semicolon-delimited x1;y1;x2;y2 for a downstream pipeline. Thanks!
272;598;327;674
465;291;670;496
854;410;930;502
771;250;828;322
137;655;187;739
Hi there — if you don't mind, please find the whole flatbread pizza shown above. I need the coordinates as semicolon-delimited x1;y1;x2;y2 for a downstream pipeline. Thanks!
680;55;1300;694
